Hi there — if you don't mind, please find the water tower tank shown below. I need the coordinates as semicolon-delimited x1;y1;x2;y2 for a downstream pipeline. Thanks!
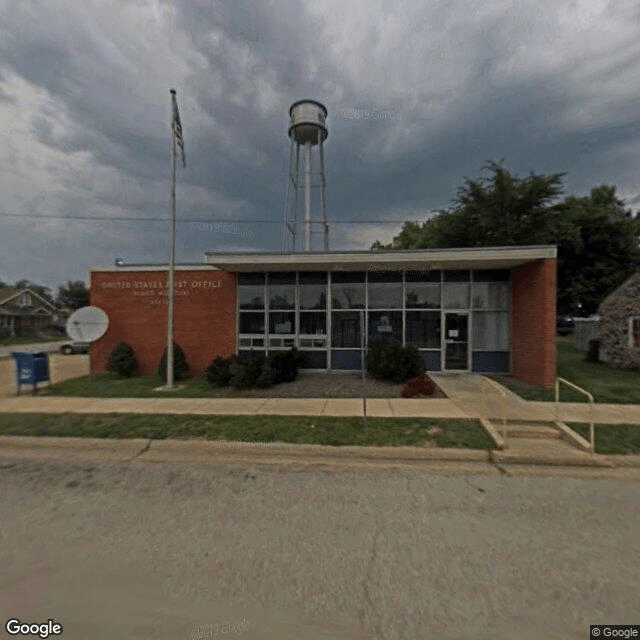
288;100;328;145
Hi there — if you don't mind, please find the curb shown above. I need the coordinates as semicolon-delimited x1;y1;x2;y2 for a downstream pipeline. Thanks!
1;435;635;469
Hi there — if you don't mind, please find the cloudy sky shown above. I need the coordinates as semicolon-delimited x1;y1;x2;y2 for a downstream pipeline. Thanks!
1;0;639;292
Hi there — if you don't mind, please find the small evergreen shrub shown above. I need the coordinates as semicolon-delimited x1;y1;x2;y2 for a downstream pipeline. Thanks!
157;342;189;381
268;348;305;384
107;341;138;377
256;360;276;388
586;339;600;363
205;356;235;387
230;352;267;389
366;339;423;383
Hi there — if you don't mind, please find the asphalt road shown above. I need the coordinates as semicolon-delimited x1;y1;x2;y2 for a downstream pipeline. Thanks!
1;450;638;640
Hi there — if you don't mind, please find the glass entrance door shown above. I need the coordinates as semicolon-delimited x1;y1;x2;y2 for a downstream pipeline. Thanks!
443;312;469;371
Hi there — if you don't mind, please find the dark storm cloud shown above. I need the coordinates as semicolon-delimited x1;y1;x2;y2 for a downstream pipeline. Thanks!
0;0;639;289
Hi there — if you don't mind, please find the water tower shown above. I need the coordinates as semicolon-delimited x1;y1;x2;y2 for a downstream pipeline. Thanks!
282;100;329;252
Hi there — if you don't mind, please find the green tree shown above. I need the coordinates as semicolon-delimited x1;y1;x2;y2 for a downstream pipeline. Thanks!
57;280;90;310
12;279;54;304
374;162;640;315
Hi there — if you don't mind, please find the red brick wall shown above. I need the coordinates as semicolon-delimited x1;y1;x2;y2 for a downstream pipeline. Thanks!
511;258;557;389
90;269;236;376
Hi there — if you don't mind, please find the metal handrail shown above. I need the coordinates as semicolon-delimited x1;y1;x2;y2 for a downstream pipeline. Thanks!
480;376;509;445
555;377;595;453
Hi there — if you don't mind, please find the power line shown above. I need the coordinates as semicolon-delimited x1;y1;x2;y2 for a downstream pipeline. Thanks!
0;212;431;224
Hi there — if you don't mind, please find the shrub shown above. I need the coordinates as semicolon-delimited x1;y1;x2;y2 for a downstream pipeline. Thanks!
205;356;235;387
256;360;276;388
586;338;600;363
401;374;438;398
157;342;189;381
107;342;138;377
268;348;305;384
366;339;423;383
230;352;267;389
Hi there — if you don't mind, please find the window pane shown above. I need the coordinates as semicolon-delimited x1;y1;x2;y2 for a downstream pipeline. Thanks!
238;273;265;286
269;285;295;309
239;312;265;333
368;311;402;344
300;311;326;334
471;283;509;309
406;284;440;309
473;311;509;350
473;269;509;282
367;271;403;283
331;311;362;347
367;283;402;309
331;283;365;309
406;270;440;283
269;272;296;285
269;312;295;334
406;311;441;348
299;271;327;285
444;270;470;282
442;283;469;308
238;285;264;310
300;284;327;309
632;318;640;348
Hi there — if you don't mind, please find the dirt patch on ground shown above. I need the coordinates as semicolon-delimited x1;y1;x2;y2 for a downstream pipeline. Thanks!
213;372;447;399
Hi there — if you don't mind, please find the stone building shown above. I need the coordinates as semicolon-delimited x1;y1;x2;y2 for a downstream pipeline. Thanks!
597;270;640;369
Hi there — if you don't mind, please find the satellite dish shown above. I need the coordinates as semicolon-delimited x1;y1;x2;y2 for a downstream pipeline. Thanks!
66;306;109;342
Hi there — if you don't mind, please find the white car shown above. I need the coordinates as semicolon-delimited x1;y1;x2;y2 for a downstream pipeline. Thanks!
60;341;90;355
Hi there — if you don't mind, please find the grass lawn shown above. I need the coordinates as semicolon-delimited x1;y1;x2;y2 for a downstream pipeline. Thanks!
570;423;640;455
47;373;225;398
492;336;640;404
0;414;493;449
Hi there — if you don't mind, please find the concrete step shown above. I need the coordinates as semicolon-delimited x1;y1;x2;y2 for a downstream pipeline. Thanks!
505;424;563;439
494;438;614;467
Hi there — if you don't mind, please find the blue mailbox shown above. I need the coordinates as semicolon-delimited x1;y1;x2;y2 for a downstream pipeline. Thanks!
11;351;50;395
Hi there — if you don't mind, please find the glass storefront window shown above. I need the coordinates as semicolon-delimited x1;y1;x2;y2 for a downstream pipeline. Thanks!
238;285;264;310
442;283;469;309
471;283;509;309
299;284;327;310
473;311;509;350
269;285;295;310
406;311;440;348
239;312;265;334
331;283;365;309
368;311;402;344
269;312;296;334
406;283;440;309
331;311;362;347
367;283;402;309
300;311;326;334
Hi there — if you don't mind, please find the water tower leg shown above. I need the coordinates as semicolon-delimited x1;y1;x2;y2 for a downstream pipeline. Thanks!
304;140;312;252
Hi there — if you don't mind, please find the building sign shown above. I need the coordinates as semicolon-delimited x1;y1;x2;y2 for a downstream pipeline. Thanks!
98;279;224;305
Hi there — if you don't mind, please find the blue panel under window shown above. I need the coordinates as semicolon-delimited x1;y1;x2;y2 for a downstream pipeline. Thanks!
331;350;362;370
300;351;327;369
472;351;509;373
238;350;266;360
420;350;441;371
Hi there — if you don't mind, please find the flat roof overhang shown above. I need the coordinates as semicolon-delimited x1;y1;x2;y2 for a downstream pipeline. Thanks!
205;245;557;272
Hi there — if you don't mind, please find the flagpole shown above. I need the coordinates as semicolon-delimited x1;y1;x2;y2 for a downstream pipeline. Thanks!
166;88;177;389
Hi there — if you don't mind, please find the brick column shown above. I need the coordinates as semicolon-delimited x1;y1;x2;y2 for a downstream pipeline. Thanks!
511;258;557;389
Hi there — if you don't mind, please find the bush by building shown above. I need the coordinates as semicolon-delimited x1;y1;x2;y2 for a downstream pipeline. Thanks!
229;352;272;390
268;348;305;384
204;355;235;387
366;339;423;383
107;342;138;377
157;342;190;381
